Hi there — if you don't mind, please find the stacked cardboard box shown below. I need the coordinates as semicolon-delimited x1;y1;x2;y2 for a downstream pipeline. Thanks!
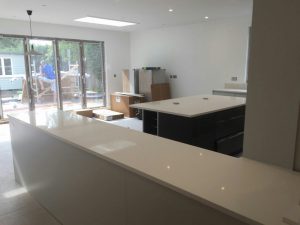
110;92;145;117
93;109;124;121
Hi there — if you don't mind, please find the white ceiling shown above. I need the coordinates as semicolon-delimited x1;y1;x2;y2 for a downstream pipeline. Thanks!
0;0;253;32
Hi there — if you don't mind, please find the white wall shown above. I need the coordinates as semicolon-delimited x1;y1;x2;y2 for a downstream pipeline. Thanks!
243;0;300;169
130;17;251;98
0;18;130;104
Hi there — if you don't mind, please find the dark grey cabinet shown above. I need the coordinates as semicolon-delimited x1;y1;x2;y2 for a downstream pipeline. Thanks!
143;106;246;156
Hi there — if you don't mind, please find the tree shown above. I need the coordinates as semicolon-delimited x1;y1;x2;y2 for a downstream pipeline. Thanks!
58;41;80;71
84;43;104;93
0;37;24;54
0;37;105;93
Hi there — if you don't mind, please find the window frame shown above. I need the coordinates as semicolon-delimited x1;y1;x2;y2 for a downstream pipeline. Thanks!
0;34;107;110
0;57;13;76
0;59;2;75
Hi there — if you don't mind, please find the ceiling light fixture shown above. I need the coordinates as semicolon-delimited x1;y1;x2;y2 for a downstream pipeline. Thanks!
168;9;174;12
74;17;136;27
26;10;42;56
204;16;209;20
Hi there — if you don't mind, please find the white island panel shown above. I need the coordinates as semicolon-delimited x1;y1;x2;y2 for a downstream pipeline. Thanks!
9;110;300;225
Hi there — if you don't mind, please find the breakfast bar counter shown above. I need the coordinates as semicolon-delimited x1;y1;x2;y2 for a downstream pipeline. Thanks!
131;95;246;155
213;89;247;98
9;110;300;225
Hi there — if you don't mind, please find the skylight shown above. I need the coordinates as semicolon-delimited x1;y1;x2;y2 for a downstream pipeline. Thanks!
74;17;136;27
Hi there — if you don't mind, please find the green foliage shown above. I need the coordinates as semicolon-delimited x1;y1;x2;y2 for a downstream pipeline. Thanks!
32;41;81;72
84;43;104;93
0;37;24;54
0;37;105;93
58;41;80;71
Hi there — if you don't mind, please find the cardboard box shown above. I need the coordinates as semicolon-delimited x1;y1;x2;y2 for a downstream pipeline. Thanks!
93;109;124;121
151;83;171;101
74;109;94;118
110;93;145;117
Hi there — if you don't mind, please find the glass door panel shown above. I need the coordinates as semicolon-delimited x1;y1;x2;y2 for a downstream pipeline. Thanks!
58;41;82;111
84;42;105;108
29;39;58;111
0;37;29;119
0;37;106;119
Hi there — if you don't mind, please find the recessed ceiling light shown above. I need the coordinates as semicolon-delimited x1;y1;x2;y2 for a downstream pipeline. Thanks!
74;17;136;27
205;16;209;20
168;9;174;12
41;4;47;7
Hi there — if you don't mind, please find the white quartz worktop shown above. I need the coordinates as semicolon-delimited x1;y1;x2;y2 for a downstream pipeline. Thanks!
9;111;300;225
213;89;247;94
130;95;246;117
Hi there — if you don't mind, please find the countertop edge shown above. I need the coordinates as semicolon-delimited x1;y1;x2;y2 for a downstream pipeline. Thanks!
130;103;246;118
8;114;259;225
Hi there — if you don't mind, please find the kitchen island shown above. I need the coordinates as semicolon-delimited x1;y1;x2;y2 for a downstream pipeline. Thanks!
131;95;246;155
9;111;300;225
213;89;247;98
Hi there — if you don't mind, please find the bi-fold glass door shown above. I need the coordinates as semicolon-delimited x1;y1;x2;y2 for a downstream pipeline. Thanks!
28;39;58;111
57;40;82;111
0;36;29;119
57;40;106;110
0;35;105;119
83;42;106;108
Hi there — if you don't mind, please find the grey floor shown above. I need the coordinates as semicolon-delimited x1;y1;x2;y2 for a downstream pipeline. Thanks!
0;124;61;225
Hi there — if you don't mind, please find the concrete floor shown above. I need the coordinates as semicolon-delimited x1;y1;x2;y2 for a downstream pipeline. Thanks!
0;124;61;225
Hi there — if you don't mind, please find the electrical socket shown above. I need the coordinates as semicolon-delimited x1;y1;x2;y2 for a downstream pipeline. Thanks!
231;76;238;81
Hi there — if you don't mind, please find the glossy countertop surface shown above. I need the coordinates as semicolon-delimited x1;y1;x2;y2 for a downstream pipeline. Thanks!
9;111;300;225
130;95;246;117
213;89;247;94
